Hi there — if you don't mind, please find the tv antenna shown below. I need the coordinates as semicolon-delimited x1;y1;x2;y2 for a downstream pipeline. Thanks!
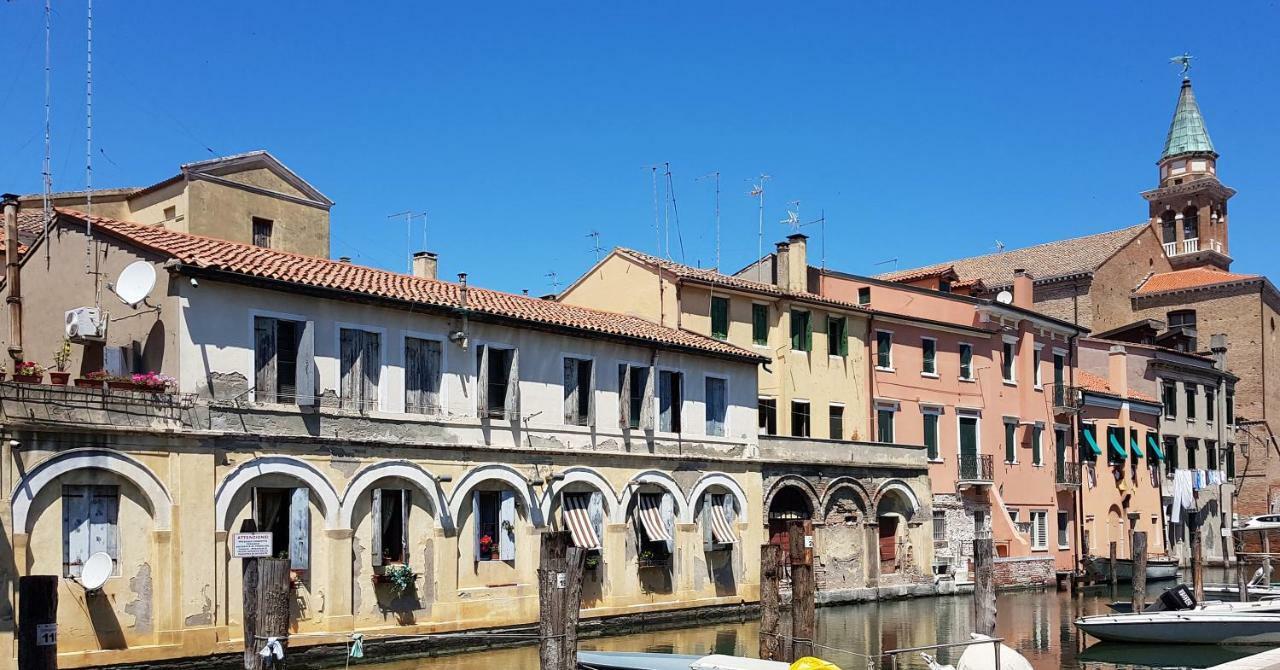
586;230;603;262
387;210;427;272
748;174;771;282
545;270;561;293
874;257;899;272
994;240;1005;252
41;0;53;249
780;200;802;232
695;172;720;270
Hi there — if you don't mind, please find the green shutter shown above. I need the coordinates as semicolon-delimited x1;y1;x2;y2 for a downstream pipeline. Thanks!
804;312;813;351
1005;423;1016;463
711;297;729;340
924;414;938;460
790;312;802;350
752;304;768;345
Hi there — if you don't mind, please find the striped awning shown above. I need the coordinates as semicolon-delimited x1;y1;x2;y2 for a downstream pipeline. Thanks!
1130;434;1144;459
1148;434;1166;460
710;504;738;544
563;495;601;550
637;494;672;542
1082;429;1101;456
1108;432;1128;459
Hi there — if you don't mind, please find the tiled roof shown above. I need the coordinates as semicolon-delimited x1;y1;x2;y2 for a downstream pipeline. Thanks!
616;248;870;313
1135;267;1259;296
880;265;958;283
0;211;48;257
1163;79;1215;159
57;210;766;362
876;224;1150;289
1076;370;1158;404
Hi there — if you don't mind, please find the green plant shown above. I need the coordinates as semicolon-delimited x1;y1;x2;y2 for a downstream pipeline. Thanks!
14;361;44;377
384;563;416;596
584;553;601;569
52;339;72;372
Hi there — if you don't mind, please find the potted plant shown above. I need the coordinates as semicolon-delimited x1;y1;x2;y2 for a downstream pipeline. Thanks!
584;553;602;570
13;361;45;384
76;370;110;389
131;372;175;392
50;339;72;385
375;563;417;596
479;534;496;560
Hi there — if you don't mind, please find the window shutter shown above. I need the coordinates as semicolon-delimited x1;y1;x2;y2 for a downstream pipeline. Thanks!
505;348;521;418
339;329;360;410
618;364;631;428
476;345;489;417
371;488;383;567
472;492;482;559
88;488;118;565
640;365;656;430
499;490;517;561
423;339;442;412
63;486;89;577
659;492;676;554
254;317;278;403
586;360;597;427
725;494;738;526
296;320;315;406
587;491;606;552
362;331;381;412
401;489;411;567
563;358;578;424
405;338;423;414
289;487;311;571
839;321;849;356
659;372;672;432
702;492;713;551
804;313;813;351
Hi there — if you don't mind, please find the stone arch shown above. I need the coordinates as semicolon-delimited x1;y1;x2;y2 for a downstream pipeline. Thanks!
685;472;748;524
214;455;341;531
822;478;871;526
540;466;617;522
448;464;543;527
339;460;450;530
11;448;173;533
874;479;921;520
822;477;871;515
616;470;688;524
764;476;820;520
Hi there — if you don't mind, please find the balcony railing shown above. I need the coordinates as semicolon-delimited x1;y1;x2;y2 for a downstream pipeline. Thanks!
958;454;994;484
1055;460;1081;487
1163;237;1223;257
1050;384;1080;413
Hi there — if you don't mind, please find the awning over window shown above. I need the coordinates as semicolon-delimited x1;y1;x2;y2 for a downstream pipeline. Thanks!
710;504;738;544
1108;432;1128;459
1148;434;1165;460
1130;434;1144;459
1082;429;1101;456
637;494;672;542
562;495;601;550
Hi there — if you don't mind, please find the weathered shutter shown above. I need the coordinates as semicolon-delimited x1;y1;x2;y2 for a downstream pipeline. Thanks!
422;339;441;412
586;360;597;427
89;486;119;563
659;372;672;432
370;488;383;567
702;492;713;550
724;493;738;527
587;491;605;550
401;489;411;567
804;313;813;350
499;490;517;561
340;328;359;410
254;317;278;403
659;492;676;554
505;348;520;418
63;486;89;577
296;320;315;405
640;365;656;430
706;378;726;437
563;358;579;424
289;487;310;571
362;331;381;412
618;364;631;428
405;338;423;414
472;492;483;559
476;345;489;417
839;320;849;356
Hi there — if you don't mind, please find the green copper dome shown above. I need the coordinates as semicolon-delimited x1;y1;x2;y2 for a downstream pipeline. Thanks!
1162;79;1215;160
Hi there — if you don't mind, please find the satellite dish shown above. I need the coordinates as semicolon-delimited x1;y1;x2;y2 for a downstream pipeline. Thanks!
80;552;113;591
114;261;156;307
995;290;1014;305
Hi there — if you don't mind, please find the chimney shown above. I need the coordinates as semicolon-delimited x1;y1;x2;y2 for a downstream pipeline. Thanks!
786;233;808;292
1108;345;1128;398
338;256;352;263
1210;333;1228;370
1011;268;1034;309
412;251;438;280
3;193;23;364
774;241;791;291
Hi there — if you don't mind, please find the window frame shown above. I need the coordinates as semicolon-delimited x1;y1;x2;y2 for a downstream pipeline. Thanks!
875;400;898;443
704;374;729;437
1003;418;1019;464
710;295;730;341
1001;335;1017;385
1185;383;1198;421
758;396;778;436
250;308;313;406
561;354;596;427
337;322;387;413
828;402;845;440
857;287;871;305
790;309;813;353
921;337;938;377
473;340;518;420
827;316;849;358
1032;343;1044;389
751;303;769;347
62;484;120;578
1162;381;1178;420
656;367;685;434
922;406;942;461
252;216;274;249
403;330;447;416
1057;509;1070;549
790;399;811;438
1030;510;1048;551
958;342;974;381
875;330;894;371
1031;423;1044;466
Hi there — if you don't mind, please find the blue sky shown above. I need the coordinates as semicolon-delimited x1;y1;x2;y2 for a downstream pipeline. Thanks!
1;2;1277;294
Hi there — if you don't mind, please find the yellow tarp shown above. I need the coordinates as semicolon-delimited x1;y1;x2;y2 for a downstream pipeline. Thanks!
791;658;841;670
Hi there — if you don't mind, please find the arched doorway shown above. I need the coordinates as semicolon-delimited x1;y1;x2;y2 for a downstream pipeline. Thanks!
768;485;813;567
875;486;918;575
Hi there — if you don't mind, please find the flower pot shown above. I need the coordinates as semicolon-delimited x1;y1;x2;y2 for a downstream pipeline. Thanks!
74;378;103;389
49;371;71;385
13;374;43;384
107;380;140;391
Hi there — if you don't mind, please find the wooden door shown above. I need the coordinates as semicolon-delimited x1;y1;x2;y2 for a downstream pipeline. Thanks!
879;517;898;574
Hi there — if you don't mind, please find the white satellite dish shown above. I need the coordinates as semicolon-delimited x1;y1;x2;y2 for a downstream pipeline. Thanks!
995;290;1014;305
80;551;113;591
114;261;157;307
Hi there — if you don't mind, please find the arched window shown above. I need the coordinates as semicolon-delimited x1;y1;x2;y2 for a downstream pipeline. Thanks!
1183;207;1199;241
1160;211;1177;244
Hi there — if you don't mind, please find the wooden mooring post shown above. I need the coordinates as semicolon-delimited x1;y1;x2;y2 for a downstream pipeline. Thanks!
759;543;783;662
1108;541;1118;593
240;520;260;670
18;575;57;670
1131;532;1147;613
787;520;815;662
1190;510;1204;602
250;558;291;670
538;531;585;670
973;537;995;637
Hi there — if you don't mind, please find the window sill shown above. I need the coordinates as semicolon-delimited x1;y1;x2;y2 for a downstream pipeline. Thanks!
1034;385;1043;392
928;458;944;464
876;367;896;373
958;377;976;383
1058;545;1071;551
1002;380;1017;387
1032;463;1044;468
753;343;770;349
921;372;940;379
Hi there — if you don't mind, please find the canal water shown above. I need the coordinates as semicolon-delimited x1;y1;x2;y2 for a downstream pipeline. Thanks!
337;573;1273;670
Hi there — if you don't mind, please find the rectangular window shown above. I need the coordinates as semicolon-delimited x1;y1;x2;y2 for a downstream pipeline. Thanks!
1226;444;1236;479
876;331;893;369
932;510;946;542
1206;388;1216;422
752;304;769;346
1053;352;1066;404
1055;427;1068;471
562;357;594;426
791;401;811;438
1002;341;1016;383
405;337;443;415
1207;440;1219;470
1106;426;1125;465
922;338;937;375
858;287;871;305
253;487;310;571
476;345;518;419
1032;425;1043;466
790;310;812;352
473;490;510;562
255;316;310;404
63;485;118;578
1186;384;1197;420
705;377;727;437
340;327;381;412
1165;436;1180;470
1030;511;1048;550
1227;389;1235;425
1186;438;1198;470
252;216;273;248
658;370;684;433
710;296;730;340
923;412;939;460
1033;346;1043;387
1004;421;1018;463
371;488;409;566
827;317;848;357
758;397;778;435
618;364;651;430
829;404;845;440
1162;382;1178;418
1057;510;1070;548
959;344;973;380
877;406;895;443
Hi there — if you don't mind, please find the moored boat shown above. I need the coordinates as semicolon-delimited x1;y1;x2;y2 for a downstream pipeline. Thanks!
577;652;791;669
1085;555;1179;582
1075;609;1280;645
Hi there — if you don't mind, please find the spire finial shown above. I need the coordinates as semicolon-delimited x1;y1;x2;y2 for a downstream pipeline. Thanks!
1170;52;1194;80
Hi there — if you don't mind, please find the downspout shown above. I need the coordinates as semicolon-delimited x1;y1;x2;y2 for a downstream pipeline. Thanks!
3;194;23;365
867;313;876;443
1070;332;1086;575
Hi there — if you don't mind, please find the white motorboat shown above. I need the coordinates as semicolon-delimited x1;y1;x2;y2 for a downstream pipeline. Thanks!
577;652;791;670
1085;555;1180;582
1075;607;1280;645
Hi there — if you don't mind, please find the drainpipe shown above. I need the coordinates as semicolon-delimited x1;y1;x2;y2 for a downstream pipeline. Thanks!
867;313;877;443
3;194;23;365
1069;332;1086;578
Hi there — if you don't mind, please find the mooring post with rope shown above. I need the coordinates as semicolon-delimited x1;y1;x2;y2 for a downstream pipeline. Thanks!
788;519;815;662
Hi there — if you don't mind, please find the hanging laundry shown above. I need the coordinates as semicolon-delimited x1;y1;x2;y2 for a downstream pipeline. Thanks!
259;637;285;666
1171;469;1194;524
350;633;364;659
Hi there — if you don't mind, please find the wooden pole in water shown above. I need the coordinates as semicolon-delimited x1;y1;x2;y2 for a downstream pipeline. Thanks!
239;519;260;670
1108;541;1118;594
252;558;291;670
1131;531;1147;612
17;575;57;670
788;520;815;662
560;538;587;670
539;531;569;670
1190;509;1204;602
973;537;996;637
759;543;783;661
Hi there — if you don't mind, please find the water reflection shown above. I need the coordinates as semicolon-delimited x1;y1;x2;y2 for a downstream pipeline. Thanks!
332;571;1274;670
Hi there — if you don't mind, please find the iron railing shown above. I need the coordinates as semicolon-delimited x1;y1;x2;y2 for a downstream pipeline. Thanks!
1055;460;1081;487
1050;384;1081;413
958;454;994;483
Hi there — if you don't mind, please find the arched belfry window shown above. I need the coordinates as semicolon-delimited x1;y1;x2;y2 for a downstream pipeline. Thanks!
1160;211;1177;244
1183;207;1199;241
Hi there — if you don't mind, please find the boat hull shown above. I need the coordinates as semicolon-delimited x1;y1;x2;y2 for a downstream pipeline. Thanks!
1077;613;1280;645
1086;556;1179;582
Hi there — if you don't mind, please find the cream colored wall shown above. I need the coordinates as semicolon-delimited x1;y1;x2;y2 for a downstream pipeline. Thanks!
216;167;310;199
125;180;189;233
559;254;681;327
185;179;329;258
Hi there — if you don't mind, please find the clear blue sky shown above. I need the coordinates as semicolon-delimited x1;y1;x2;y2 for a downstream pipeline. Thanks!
2;2;1277;294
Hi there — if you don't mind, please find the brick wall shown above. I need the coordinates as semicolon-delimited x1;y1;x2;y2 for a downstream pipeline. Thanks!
993;555;1057;590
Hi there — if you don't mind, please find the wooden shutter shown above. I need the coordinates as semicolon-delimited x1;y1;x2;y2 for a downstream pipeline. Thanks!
804;312;813;350
340;328;360;410
499;490;517;561
702;492;713;550
89;486;119;564
296;320;315;405
505;348;520;418
422;339;441;412
362;331;381;412
254;317;278;403
476;345;489;417
401;489;411;567
618;364;631;428
639;365;656;430
472;492;483;559
587;491;605;551
659;492;676;554
371;489;383;567
706;377;726;437
586;360;597;427
63;486;89;577
659;372;672;432
405;338;424;414
563;358;579;424
289;487;310;571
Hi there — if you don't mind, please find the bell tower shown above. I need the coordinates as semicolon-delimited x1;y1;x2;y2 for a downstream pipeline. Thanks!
1142;67;1235;270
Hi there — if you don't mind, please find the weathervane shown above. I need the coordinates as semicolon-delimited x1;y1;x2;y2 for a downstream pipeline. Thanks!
1170;52;1193;79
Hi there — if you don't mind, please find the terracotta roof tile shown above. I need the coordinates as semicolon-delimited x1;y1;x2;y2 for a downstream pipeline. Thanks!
1134;267;1259;296
58;210;766;362
1076;370;1158;404
0;211;47;257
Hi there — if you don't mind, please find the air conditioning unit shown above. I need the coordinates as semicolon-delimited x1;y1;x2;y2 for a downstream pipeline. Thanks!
65;307;106;342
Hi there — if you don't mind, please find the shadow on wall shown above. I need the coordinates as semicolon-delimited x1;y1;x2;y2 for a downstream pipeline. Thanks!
708;550;737;597
86;592;127;650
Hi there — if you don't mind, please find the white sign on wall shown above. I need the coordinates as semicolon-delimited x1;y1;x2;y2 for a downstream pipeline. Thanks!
232;532;274;558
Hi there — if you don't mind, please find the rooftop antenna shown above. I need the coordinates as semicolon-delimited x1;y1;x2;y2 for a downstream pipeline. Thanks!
995;240;1005;252
812;210;826;270
874;257;899;272
695;171;720;270
387;210;426;272
664;163;686;262
586;230;603;262
41;0;52;261
648;165;661;255
1170;51;1194;80
748;174;770;282
545;270;560;293
85;0;95;279
780;200;801;233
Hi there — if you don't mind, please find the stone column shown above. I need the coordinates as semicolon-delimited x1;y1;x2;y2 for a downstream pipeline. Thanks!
864;522;880;587
326;528;354;632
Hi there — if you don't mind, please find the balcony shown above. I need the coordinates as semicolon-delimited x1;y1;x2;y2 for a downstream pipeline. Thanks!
1163;237;1223;257
1055;460;1081;489
957;454;993;486
1050;384;1081;414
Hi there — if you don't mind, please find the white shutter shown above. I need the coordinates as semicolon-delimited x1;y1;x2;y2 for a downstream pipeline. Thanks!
296;320;316;405
505;349;520;418
586;359;597;427
476;345;489;417
472;492;483;559
371;489;383;567
701;492;713;551
618;364;631;428
289;487;311;571
564;358;579;424
587;491;605;551
499;490;517;561
63;486;90;577
640;365;656;431
659;492;676;554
